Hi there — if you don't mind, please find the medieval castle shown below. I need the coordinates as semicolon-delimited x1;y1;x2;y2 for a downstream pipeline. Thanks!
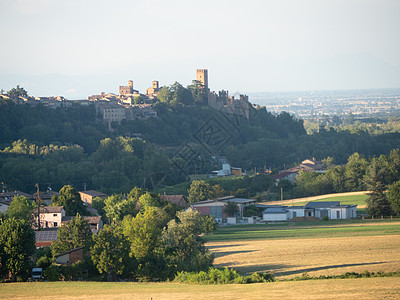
87;68;250;124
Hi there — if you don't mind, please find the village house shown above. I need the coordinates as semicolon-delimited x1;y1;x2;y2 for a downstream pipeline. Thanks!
33;206;65;229
262;201;358;221
274;158;328;183
210;163;245;177
79;190;107;205
0;191;33;203
160;195;188;208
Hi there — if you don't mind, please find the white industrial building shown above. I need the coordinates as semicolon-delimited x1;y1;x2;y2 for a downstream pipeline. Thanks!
263;201;358;221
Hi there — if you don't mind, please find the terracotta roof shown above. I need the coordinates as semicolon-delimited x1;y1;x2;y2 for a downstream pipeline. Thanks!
160;195;188;207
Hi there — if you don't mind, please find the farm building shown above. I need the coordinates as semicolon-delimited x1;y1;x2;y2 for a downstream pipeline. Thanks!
54;246;85;265
263;201;357;221
160;195;188;208
190;196;256;223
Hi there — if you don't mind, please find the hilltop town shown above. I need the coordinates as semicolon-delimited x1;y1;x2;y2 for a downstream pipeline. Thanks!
0;69;251;128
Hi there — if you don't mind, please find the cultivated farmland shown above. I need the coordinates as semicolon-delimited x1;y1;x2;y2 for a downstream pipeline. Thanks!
1;278;400;300
207;220;400;279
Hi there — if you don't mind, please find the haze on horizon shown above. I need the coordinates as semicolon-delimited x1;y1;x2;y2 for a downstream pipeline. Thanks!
0;0;399;98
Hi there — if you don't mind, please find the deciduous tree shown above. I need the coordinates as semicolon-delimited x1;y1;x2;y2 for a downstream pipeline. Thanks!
0;217;35;281
91;225;132;281
6;196;35;222
52;185;87;216
187;180;213;203
51;214;92;257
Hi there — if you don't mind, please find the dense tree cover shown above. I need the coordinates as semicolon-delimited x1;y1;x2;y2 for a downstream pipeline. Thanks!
0;99;105;153
51;214;93;257
387;181;400;215
0;136;174;194
91;225;132;281
51;185;88;216
7;85;28;97
159;209;214;276
6;196;36;222
276;149;400;216
0;217;36;281
181;175;273;203
2;84;400;195
83;187;215;281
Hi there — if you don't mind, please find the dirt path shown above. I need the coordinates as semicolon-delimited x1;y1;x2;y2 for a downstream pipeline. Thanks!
259;191;370;206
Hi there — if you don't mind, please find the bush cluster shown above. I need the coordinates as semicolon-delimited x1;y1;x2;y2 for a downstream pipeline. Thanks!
174;267;274;284
290;270;400;281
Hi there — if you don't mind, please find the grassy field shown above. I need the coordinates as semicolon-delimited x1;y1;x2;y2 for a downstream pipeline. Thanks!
1;278;400;299
1;220;399;299
205;219;400;279
203;219;400;242
264;192;369;213
285;194;369;207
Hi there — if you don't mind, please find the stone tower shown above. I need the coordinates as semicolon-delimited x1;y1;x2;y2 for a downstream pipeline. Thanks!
196;69;208;89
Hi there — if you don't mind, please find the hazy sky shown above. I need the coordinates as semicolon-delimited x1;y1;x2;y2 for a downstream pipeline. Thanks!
1;0;399;97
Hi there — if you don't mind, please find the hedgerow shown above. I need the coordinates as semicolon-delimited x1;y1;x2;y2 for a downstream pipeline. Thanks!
174;267;274;284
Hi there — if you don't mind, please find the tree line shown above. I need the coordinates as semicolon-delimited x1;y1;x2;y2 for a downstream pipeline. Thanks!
0;185;217;282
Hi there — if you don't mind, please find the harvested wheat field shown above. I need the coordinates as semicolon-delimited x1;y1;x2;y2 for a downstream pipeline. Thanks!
208;234;400;278
1;278;400;300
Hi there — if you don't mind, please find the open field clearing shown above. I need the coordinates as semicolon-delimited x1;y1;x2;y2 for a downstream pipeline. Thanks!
209;235;400;278
263;191;369;207
1;278;399;300
204;220;400;242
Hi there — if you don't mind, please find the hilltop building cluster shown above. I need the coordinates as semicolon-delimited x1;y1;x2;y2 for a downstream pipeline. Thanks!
0;68;252;126
88;79;160;125
196;69;250;119
274;158;328;183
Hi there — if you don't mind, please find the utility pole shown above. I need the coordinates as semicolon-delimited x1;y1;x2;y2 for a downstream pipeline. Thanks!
35;183;42;230
281;187;283;203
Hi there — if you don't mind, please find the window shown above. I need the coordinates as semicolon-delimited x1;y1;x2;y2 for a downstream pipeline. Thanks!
53;213;57;217
336;211;340;219
54;222;58;227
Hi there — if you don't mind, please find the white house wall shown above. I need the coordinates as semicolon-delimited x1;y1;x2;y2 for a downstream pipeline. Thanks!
263;213;288;221
330;207;353;219
288;208;305;219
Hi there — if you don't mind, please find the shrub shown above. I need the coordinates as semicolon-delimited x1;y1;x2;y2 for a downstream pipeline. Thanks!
174;267;274;284
44;265;61;281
